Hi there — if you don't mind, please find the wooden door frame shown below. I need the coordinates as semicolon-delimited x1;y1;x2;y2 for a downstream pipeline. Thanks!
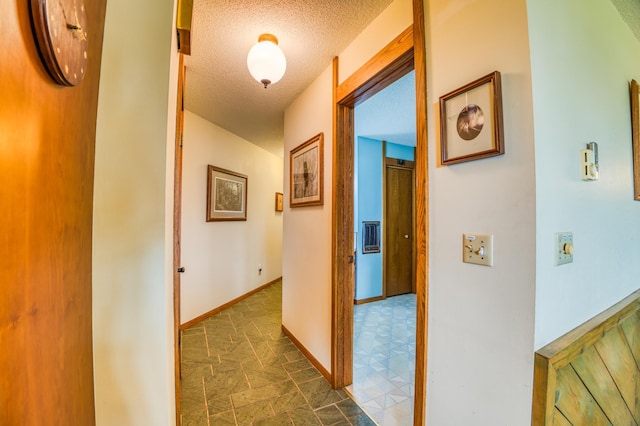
173;53;186;425
331;0;428;424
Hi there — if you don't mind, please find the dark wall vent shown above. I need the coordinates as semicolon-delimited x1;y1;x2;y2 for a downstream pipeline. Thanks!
362;221;380;254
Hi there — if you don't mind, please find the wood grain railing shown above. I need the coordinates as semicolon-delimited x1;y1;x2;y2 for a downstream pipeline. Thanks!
532;288;640;425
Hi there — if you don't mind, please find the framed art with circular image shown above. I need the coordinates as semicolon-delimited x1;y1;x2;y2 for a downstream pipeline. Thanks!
439;71;504;165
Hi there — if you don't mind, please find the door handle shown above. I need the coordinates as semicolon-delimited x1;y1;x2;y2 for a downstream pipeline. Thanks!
177;267;185;273
404;235;409;239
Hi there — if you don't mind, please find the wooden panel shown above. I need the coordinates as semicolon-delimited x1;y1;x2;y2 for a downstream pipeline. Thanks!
0;0;107;424
552;408;572;426
621;312;640;418
571;346;636;424
594;327;640;422
621;312;640;370
555;365;611;425
532;353;557;424
532;289;640;425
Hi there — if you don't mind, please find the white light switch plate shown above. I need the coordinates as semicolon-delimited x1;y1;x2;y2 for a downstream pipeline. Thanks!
555;232;574;266
462;234;493;267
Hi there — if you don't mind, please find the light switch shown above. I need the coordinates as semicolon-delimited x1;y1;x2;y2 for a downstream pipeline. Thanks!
555;232;574;266
462;233;493;267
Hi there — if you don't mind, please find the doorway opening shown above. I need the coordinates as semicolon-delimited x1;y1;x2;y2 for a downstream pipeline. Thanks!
348;70;417;424
331;2;429;423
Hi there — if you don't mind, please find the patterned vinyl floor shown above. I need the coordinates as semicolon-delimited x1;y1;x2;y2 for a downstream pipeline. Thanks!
347;294;417;425
179;281;376;426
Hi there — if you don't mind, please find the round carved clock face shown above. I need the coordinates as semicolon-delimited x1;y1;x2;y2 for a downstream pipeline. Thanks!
31;0;89;86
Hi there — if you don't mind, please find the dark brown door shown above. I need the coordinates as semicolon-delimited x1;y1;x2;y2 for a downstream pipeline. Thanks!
385;164;413;296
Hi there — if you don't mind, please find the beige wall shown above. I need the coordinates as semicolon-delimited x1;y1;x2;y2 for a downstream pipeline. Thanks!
529;0;640;348
282;66;335;370
92;0;179;424
181;111;283;323
425;0;537;423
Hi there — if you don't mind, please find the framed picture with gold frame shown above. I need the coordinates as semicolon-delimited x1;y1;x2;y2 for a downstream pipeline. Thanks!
275;192;284;212
439;71;504;165
630;79;640;201
206;165;247;221
290;133;323;207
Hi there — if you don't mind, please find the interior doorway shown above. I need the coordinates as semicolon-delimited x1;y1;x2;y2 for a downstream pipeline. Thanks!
348;69;417;424
332;1;429;423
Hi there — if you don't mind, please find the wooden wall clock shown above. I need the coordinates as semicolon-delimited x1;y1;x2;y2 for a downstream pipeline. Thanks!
30;0;89;86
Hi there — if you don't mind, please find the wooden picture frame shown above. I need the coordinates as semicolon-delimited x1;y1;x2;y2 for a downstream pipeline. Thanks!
439;71;504;165
206;165;247;221
631;79;640;200
275;192;284;212
290;133;324;207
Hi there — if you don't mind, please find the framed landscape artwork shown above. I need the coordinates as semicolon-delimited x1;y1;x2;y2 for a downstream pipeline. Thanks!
439;71;504;165
206;165;247;221
290;133;323;207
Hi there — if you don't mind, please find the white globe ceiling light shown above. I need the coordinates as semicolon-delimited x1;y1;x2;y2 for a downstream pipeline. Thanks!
247;34;286;89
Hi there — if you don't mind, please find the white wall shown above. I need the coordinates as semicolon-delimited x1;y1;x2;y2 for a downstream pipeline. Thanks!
181;111;283;323
282;66;334;370
282;0;412;374
338;0;412;84
528;0;640;349
93;0;178;424
425;0;537;424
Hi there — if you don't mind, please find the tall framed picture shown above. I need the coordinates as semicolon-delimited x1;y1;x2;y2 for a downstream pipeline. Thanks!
631;79;640;201
290;133;323;207
206;165;247;221
439;71;504;165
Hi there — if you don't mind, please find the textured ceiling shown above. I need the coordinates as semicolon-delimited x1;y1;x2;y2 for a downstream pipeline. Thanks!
184;0;395;157
185;1;640;158
610;0;640;42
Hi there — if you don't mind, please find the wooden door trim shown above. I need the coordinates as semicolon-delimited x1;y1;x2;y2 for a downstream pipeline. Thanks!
384;157;415;169
332;0;429;422
173;53;186;425
331;56;354;389
412;0;429;422
336;25;414;106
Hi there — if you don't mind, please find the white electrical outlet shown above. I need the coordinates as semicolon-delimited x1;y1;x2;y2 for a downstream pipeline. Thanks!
462;233;493;267
555;232;574;266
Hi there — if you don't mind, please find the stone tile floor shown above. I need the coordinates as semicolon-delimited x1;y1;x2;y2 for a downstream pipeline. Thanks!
179;281;376;426
347;294;416;425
